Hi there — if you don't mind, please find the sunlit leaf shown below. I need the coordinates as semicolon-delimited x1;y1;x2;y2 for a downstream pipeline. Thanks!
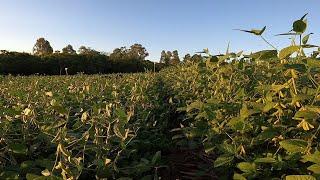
236;162;256;173
233;173;247;180
214;155;234;168
279;139;308;153
279;45;300;59
254;157;277;164
302;33;313;45
307;164;320;174
234;26;266;36
301;151;320;164
285;175;316;180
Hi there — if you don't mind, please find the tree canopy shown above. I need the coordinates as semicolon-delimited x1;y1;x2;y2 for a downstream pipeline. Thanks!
0;37;192;75
33;38;53;56
62;44;76;54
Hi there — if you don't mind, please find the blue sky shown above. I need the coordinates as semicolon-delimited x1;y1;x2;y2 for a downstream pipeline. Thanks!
0;0;319;61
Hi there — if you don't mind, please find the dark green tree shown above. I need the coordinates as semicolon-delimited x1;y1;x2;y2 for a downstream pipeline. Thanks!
33;38;53;56
159;50;173;65
110;47;128;61
78;46;100;55
128;44;149;60
160;50;167;64
171;50;180;65
183;53;192;63
191;54;202;63
62;44;76;54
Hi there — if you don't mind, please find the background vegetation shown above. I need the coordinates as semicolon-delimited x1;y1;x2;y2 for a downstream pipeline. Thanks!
0;40;173;75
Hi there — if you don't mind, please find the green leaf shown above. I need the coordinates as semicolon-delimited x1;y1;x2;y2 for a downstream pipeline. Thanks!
254;157;277;164
172;134;186;140
250;50;278;60
300;13;308;20
21;161;35;169
35;159;55;169
26;174;62;180
115;108;128;123
308;164;320;174
279;46;300;60
186;101;204;112
52;105;68;116
283;64;307;72
293;20;307;34
236;162;256;173
305;58;320;68
257;128;279;141
0;171;19;180
279;139;308;153
271;84;287;92
26;174;40;180
210;56;219;62
253;26;266;35
285;175;316;180
151;151;161;165
234;26;266;36
294;109;318;120
219;142;237;154
214;155;234;167
276;32;298;36
263;102;276;113
236;51;243;57
233;173;247;180
301;151;320;164
302;33;313;45
240;104;260;119
228;117;246;131
9;143;28;154
204;143;215;153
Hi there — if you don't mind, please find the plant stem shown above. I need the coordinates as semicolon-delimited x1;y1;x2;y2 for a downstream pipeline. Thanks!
298;34;303;57
260;35;278;51
299;34;302;46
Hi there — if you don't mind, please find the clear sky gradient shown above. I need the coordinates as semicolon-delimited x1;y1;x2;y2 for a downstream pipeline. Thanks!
0;0;319;61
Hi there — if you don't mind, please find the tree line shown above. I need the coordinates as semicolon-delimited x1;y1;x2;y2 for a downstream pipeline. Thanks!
0;38;203;75
159;50;203;65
